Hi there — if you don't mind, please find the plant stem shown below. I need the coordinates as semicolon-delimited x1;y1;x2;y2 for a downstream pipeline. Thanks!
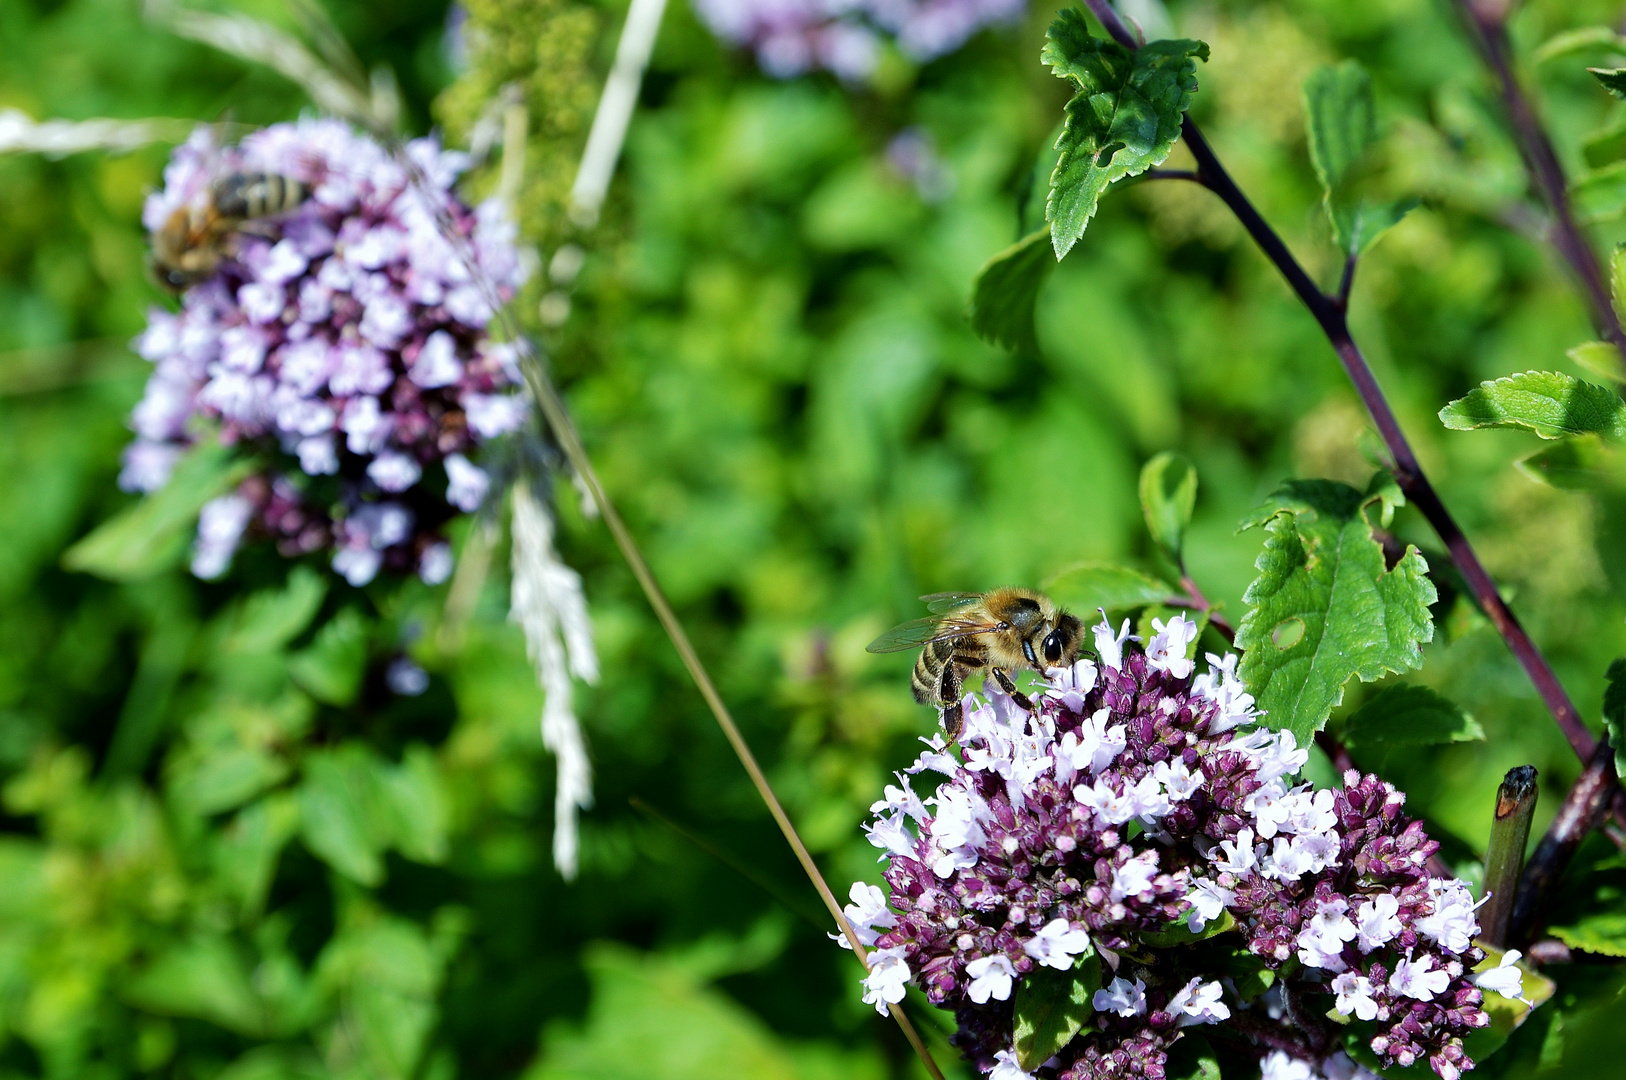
1080;0;1617;802
1511;738;1617;945
1479;765;1539;947
395;152;948;1080
1450;0;1626;371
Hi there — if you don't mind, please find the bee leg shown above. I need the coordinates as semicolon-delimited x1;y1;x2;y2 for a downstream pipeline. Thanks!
990;668;1036;714
938;663;964;741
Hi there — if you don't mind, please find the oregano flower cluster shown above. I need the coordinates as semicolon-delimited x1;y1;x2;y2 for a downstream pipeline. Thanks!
123;119;531;584
692;0;1027;80
842;615;1498;1080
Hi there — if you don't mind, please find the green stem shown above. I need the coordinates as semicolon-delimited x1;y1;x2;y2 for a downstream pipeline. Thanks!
1479;765;1538;948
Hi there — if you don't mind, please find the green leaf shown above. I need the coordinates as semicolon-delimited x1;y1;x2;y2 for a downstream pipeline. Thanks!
1613;244;1626;328
1139;452;1197;568
1044;562;1178;614
970;226;1055;355
1573;162;1626;221
1439;371;1626;440
1236;478;1437;743
1165;1034;1220;1080
1568;341;1625;383
1550;910;1626;957
61;439;253;581
1305;61;1374;192
1303;61;1416;256
1139;908;1234;947
1605;659;1626;791
1592;67;1626;100
1583;123;1626;170
220;567;329;655
123;936;270;1037
1340;684;1483;750
1534;27;1626;64
1217;949;1275;1001
1013;947;1102;1071
298;746;392;886
1041;10;1207;259
1517;436;1621;491
288;607;369;705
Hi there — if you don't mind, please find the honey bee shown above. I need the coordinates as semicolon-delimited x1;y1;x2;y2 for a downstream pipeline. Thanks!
867;588;1085;739
150;172;309;292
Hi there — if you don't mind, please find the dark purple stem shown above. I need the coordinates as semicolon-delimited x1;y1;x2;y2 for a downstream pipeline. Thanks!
1080;0;1606;775
1451;0;1626;370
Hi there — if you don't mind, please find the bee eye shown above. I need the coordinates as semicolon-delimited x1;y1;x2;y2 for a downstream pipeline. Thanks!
1043;632;1064;664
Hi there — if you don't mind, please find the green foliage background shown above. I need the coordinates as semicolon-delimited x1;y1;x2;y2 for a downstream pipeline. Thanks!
3;0;1626;1077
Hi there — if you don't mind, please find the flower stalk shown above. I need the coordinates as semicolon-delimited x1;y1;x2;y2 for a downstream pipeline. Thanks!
1478;765;1538;948
1511;738;1618;946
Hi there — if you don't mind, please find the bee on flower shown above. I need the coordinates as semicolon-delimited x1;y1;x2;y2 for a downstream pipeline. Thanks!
123;119;532;585
844;613;1492;1080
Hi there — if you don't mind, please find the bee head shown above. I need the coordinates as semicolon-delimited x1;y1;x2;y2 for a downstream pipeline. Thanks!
1040;611;1084;668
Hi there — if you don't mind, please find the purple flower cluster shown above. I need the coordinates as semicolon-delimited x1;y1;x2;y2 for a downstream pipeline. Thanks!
123;120;532;584
692;0;1026;79
844;616;1495;1080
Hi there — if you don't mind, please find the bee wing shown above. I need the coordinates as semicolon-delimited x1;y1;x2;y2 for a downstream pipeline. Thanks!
866;614;1003;654
920;592;983;614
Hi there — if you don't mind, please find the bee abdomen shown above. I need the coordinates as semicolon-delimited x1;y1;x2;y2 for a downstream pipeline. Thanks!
910;650;940;705
214;173;307;219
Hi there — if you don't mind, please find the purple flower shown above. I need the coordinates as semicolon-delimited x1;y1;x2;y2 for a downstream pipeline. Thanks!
691;0;1025;79
843;618;1490;1080
128;120;531;583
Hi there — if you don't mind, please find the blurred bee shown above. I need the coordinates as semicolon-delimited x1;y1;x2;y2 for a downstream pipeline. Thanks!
866;588;1084;739
150;172;308;292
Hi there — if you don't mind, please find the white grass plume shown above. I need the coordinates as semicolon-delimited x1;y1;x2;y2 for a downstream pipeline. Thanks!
510;483;599;878
0;109;191;157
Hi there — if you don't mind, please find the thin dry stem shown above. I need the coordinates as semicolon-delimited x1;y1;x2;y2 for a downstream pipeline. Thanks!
390;145;948;1080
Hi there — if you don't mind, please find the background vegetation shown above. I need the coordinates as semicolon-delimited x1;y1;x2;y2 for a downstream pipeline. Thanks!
1;0;1624;1077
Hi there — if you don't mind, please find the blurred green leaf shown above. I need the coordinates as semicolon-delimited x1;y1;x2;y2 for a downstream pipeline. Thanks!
1164;1034;1220;1080
214;793;300;920
1613;244;1626;328
970;226;1054;355
1439;371;1626;440
1044;562;1176;614
1303;61;1416;256
1517;436;1621;491
1236;479;1436;742
1534;27;1626;64
1139;452;1197;568
1340;684;1483;750
525;943;885;1080
1013;946;1100;1071
299;746;391;886
123;936;269;1037
1574;162;1626;221
287;606;368;705
222;567;329;654
1042;10;1207;259
169;743;290;817
1567;340;1625;383
61;440;252;581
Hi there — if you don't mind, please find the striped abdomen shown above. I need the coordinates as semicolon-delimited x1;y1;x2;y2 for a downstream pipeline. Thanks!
213;172;307;220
